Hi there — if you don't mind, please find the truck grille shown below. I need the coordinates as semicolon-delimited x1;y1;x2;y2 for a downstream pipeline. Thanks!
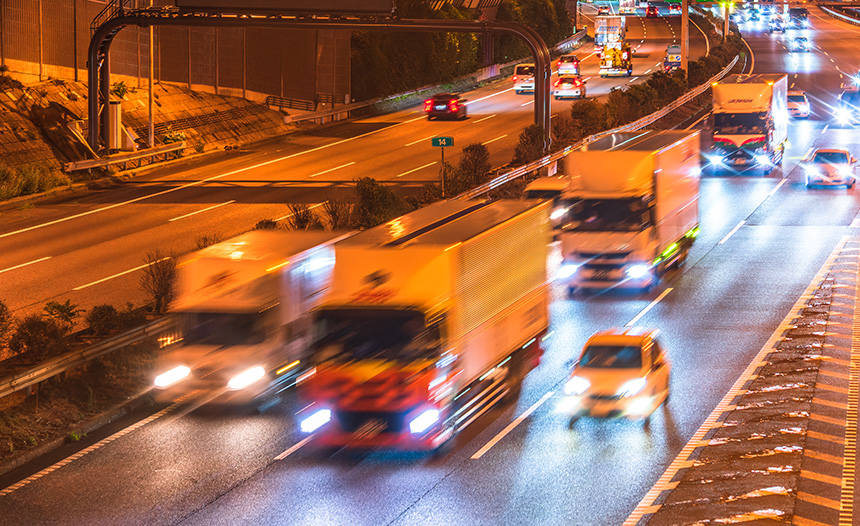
337;410;407;433
578;252;631;260
589;393;622;401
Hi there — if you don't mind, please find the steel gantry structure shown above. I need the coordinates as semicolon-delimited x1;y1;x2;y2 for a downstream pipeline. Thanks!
87;4;553;154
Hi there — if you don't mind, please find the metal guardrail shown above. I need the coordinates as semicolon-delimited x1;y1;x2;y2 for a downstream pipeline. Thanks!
457;55;740;200
0;316;178;400
65;141;185;172
819;4;860;25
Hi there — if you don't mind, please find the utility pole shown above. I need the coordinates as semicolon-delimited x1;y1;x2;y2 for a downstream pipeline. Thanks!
723;2;730;41
149;0;155;148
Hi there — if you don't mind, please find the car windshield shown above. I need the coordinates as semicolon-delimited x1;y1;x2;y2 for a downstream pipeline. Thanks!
841;91;860;107
516;66;535;76
714;112;766;135
812;152;849;164
579;345;643;368
788;95;806;103
795;37;807;43
560;197;651;232
560;56;577;63
433;95;454;103
559;77;579;84
312;308;441;363
182;311;268;346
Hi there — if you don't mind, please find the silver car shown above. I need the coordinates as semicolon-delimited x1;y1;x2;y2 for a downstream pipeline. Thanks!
553;76;586;100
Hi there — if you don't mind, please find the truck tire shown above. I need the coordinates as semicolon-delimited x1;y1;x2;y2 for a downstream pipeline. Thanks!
503;354;527;403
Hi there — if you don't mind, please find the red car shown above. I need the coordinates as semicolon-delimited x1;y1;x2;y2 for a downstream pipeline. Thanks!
424;93;468;120
646;5;659;17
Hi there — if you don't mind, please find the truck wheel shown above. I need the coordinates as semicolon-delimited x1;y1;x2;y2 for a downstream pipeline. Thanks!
503;355;527;403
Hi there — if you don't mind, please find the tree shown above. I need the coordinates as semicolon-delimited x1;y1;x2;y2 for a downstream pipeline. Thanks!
512;124;547;166
354;177;406;229
8;314;68;362
43;300;84;336
448;143;492;195
569;99;607;139
140;250;177;314
286;204;324;230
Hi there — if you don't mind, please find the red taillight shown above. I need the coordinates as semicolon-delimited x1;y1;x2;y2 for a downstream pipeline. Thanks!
622;51;629;59
424;99;432;112
513;75;518;82
448;101;458;112
554;80;560;87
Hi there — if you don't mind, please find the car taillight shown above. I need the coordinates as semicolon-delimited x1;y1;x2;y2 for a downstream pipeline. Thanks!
424;99;432;112
622;51;629;59
554;80;560;87
513;76;518;82
449;101;458;112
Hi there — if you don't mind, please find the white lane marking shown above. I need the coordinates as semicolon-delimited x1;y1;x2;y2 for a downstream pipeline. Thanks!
482;135;508;146
309;161;356;178
273;202;324;222
851;218;860;228
822;124;830;134
0;117;425;241
274;436;314;461
626;288;673;327
623;235;850;525
645;68;652;74
72;257;171;291
0;396;190;496
395;162;436;178
406;135;434;147
803;147;815;160
520;100;534;107
474;114;497;124
467;88;515;104
718;220;745;245
0;256;51;275
767;178;787;197
168;200;235;222
629;77;639;83
470;390;555;460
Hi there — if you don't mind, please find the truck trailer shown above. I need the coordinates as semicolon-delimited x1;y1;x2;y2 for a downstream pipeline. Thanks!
296;200;551;453
153;230;341;407
557;130;701;293
710;74;788;174
595;15;626;49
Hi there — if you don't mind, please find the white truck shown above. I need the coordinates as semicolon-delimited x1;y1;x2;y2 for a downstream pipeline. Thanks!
710;74;788;175
594;15;626;49
153;230;341;407
296;200;551;453
619;0;636;14
557;130;701;293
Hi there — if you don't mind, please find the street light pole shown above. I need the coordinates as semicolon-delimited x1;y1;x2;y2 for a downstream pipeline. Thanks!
681;0;689;74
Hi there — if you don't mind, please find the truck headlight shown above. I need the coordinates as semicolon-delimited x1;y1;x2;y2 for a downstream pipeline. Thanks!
837;108;852;122
755;155;770;166
625;264;650;279
557;262;581;280
227;366;266;390
300;408;332;433
564;375;590;396
708;155;725;166
550;207;567;221
617;378;647;397
409;409;440;434
154;365;191;388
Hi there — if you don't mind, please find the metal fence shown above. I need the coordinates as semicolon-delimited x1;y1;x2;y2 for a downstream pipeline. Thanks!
0;317;179;400
457;55;740;200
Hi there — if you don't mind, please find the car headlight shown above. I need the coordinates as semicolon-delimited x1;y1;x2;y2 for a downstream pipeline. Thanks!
837;108;852;122
227;365;266;390
617;378;647;397
409;409;440;434
300;408;332;433
564;375;590;396
626;264;650;279
804;165;820;175
154;365;191;388
557;262;581;279
709;155;725;166
839;166;852;176
550;207;567;221
755;155;770;166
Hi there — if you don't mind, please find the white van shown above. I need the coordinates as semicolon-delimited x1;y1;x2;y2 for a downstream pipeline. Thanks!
513;63;536;94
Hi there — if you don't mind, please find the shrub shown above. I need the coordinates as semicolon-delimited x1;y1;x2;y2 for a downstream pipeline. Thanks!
322;199;353;230
43;300;84;336
254;219;279;230
117;303;146;330
139;250;177;314
449;143;492;196
195;233;222;250
0;163;70;201
353;177;406;229
8;314;68;362
0;299;11;346
86;305;119;337
569;99;608;140
512;124;547;166
110;81;128;99
286;204;324;230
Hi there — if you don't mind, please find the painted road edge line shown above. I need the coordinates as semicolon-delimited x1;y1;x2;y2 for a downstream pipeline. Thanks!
274;436;314;461
0;395;193;497
718;220;745;245
622;235;851;526
471;390;555;460
626;288;673;327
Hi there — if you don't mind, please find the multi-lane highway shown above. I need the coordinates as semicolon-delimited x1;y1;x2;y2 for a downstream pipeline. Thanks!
5;3;860;525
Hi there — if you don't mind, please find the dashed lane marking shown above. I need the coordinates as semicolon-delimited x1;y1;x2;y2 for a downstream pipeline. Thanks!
470;391;554;460
482;135;508;146
812;413;850;426
0;256;52;275
803;469;845;487
809;431;851;445
168;200;235;222
799;491;843;510
623;236;850;526
394;162;436;178
72;257;171;291
814;397;849;410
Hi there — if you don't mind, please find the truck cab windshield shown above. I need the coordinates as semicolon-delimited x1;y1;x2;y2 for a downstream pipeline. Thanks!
714;112;767;135
182;312;268;346
313;308;441;363
560;198;651;232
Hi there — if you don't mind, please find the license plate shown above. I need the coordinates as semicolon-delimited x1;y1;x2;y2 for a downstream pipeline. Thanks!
434;105;446;110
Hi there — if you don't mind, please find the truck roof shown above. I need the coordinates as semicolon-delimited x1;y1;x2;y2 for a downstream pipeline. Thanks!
716;73;787;85
192;230;341;263
713;74;787;113
579;130;698;153
340;199;543;248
